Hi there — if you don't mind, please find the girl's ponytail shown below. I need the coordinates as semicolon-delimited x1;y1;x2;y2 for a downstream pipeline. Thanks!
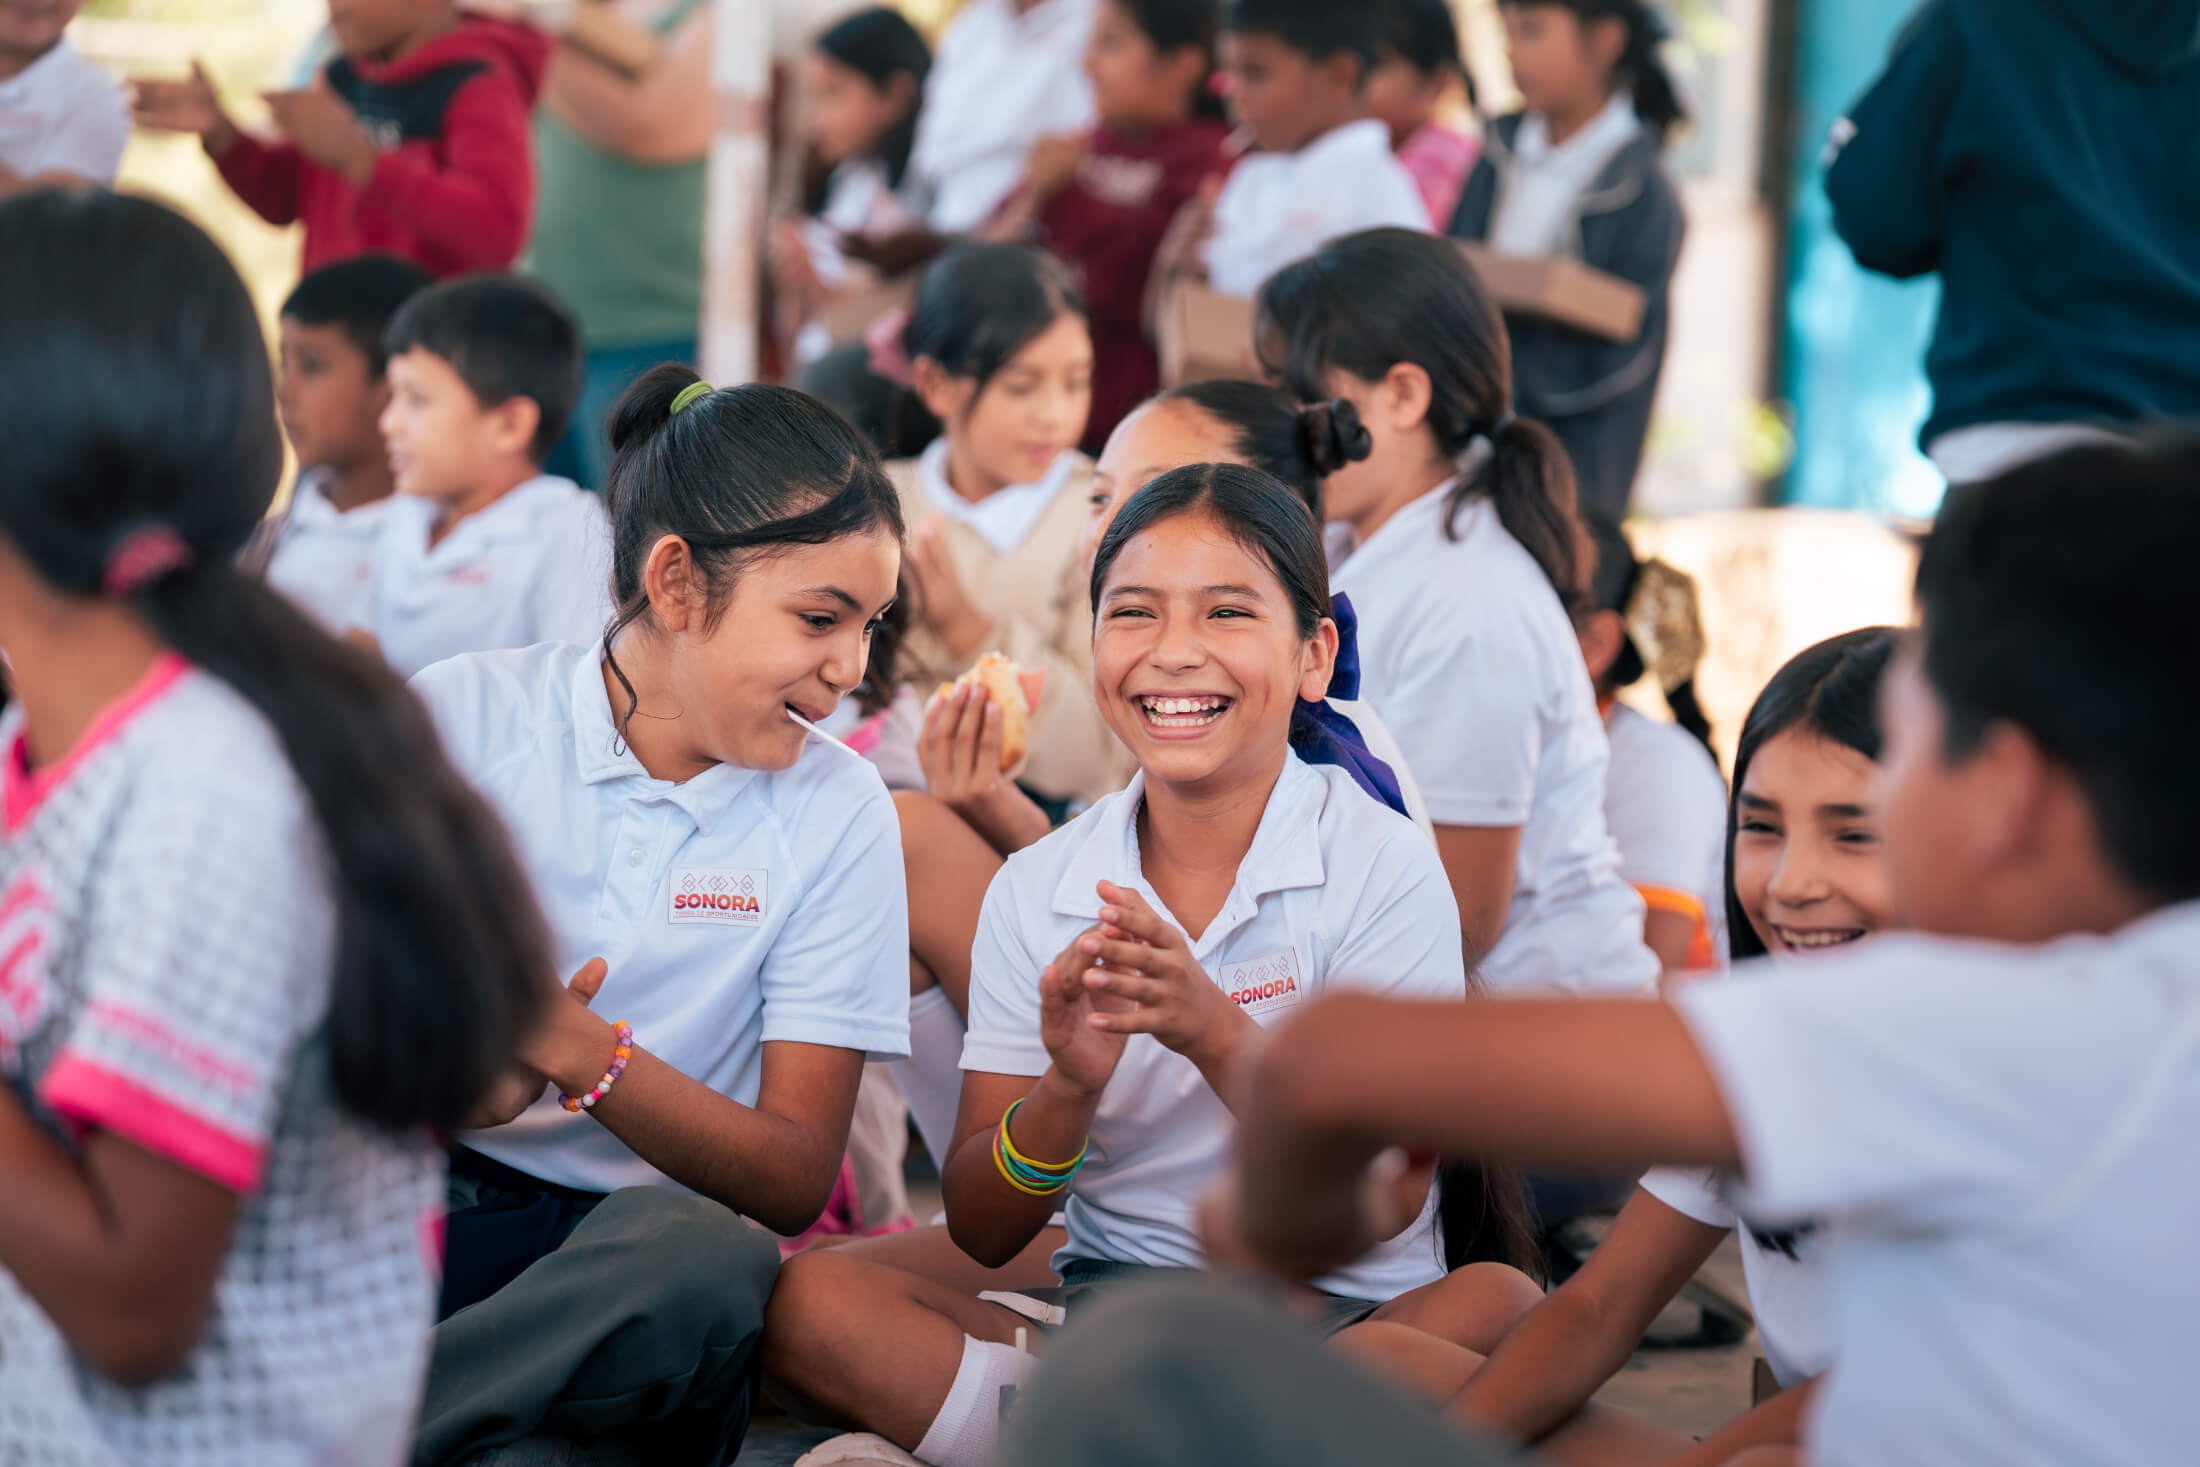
1666;678;1715;755
1619;7;1687;140
1257;229;1591;612
1484;413;1589;616
1;192;549;1136
136;568;549;1133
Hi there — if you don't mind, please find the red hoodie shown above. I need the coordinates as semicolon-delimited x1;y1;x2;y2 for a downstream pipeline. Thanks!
216;12;549;277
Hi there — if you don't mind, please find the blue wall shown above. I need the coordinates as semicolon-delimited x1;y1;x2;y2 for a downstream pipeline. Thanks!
1780;0;1945;518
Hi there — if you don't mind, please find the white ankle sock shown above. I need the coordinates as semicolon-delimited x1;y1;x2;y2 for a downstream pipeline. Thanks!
912;1336;1020;1467
893;985;966;1174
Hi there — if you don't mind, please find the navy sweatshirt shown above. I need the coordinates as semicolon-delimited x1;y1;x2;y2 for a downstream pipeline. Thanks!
1826;0;2200;449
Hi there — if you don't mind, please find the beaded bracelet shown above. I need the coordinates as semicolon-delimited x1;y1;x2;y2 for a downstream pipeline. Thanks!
562;1021;634;1113
992;1097;1087;1196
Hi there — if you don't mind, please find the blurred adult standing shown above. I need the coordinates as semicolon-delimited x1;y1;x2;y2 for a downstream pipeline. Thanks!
1826;0;2200;486
531;0;714;490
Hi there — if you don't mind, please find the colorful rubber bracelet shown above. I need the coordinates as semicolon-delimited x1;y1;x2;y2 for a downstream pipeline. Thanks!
992;1098;1086;1195
561;1021;634;1113
1000;1098;1086;1173
993;1129;1067;1197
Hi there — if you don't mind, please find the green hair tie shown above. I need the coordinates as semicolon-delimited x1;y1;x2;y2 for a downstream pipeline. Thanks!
670;379;715;416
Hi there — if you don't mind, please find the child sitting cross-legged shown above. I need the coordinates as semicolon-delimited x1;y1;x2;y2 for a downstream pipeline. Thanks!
1340;627;1897;1466
763;462;1542;1467
1030;432;2200;1467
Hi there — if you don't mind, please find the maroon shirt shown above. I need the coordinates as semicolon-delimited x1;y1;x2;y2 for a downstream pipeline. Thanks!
1035;120;1231;454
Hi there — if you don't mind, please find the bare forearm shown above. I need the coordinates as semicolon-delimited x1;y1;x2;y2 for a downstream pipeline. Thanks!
959;785;1053;857
1184;1008;1258;1116
1451;1287;1641;1441
942;1069;1096;1265
582;1049;840;1232
1252;994;1739;1173
0;1100;230;1382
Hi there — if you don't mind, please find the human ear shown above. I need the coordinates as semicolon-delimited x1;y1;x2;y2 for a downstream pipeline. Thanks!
641;533;701;634
1298;616;1341;702
1382;362;1435;434
1585;15;1630;76
486;394;540;463
913;357;977;426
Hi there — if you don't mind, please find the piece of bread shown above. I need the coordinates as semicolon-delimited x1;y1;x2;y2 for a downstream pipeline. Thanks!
934;652;1031;775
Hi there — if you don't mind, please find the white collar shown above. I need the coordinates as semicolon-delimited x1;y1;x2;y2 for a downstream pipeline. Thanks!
285;471;392;534
916;438;1079;556
1271;117;1393;173
1047;757;1330;950
1337;463;1490;563
1514;94;1641;170
566;646;758;833
0;39;77;97
397;474;579;553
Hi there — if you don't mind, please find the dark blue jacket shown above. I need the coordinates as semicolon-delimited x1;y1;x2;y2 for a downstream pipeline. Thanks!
1449;112;1685;524
1826;0;2200;449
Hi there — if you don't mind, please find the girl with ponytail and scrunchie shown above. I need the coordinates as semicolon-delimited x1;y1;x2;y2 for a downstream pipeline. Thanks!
1257;226;1660;1003
1446;0;1687;524
0;190;548;1466
1580;512;1729;975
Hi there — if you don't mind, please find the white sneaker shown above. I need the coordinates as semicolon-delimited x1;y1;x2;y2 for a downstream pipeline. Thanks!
793;1433;926;1467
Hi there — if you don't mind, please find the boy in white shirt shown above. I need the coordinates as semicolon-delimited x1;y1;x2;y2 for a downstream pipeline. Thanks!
1203;0;1429;296
351;273;613;677
1026;432;2200;1467
251;253;433;630
0;0;128;195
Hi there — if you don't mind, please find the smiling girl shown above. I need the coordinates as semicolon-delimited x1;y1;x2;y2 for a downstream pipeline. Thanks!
406;368;915;1464
890;381;1428;1203
1329;627;1902;1467
884;243;1127;810
763;463;1535;1467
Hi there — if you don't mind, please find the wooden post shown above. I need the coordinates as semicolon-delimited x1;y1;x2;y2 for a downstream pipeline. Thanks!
699;0;770;384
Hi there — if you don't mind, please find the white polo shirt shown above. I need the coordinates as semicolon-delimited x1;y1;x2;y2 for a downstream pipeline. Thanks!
415;641;912;1196
908;0;1097;232
1604;702;1729;967
1206;119;1431;297
0;38;129;186
1673;906;2200;1467
260;471;394;632
351;475;613;678
1639;1165;1831;1387
1333;487;1656;995
962;754;1465;1301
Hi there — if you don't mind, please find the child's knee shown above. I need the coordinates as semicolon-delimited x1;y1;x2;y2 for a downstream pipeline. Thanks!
763;1244;869;1337
590;1189;780;1331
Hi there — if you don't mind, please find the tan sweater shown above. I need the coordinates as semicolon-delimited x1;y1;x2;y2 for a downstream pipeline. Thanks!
886;454;1136;806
